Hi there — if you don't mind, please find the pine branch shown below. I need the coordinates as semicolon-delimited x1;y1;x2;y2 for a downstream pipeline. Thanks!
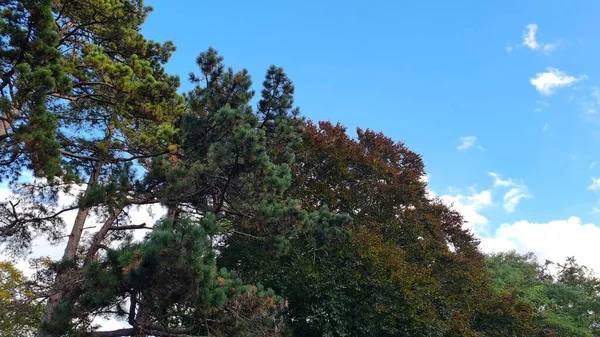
49;92;102;102
231;230;264;240
60;149;169;163
89;328;135;337
84;207;123;265
108;223;149;231
133;325;204;337
0;150;20;165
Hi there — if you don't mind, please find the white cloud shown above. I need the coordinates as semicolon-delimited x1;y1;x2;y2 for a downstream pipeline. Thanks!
436;181;600;274
480;217;600;274
439;183;600;274
489;172;514;187
457;136;483;151
588;177;600;191
506;45;514;53
591;161;598;169
521;24;561;55
503;187;530;213
420;175;438;200
440;173;530;230
430;176;600;276
430;176;600;275
440;188;493;232
522;24;540;50
489;172;531;213
530;68;585;96
542;122;549;132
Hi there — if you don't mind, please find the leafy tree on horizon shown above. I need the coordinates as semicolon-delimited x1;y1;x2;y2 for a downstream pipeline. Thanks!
0;261;42;336
486;251;600;337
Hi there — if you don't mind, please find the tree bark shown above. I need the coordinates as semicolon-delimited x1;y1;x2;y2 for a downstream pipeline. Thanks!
63;161;102;260
83;206;123;266
37;161;103;337
0;107;17;144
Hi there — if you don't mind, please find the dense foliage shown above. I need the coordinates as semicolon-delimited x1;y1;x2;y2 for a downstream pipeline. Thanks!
487;251;600;337
0;1;598;336
0;261;42;336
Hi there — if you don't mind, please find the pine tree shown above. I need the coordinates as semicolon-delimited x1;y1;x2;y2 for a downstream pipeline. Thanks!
0;0;70;180
75;47;348;337
0;1;181;336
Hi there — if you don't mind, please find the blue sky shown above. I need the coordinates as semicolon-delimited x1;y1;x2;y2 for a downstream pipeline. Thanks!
142;0;600;224
145;1;600;269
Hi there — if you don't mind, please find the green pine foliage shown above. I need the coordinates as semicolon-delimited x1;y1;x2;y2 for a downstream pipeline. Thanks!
43;217;287;336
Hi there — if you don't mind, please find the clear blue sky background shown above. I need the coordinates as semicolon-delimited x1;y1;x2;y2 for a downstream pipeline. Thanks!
142;0;600;230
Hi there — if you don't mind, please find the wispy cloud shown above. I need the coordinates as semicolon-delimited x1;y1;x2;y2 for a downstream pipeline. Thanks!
591;161;598;169
588;177;600;191
543;42;560;54
489;172;531;213
457;136;483;151
503;188;530;213
530;68;586;96
490;172;514;187
577;87;600;122
542;122;549;132
522;24;540;50
592;87;600;104
534;100;550;112
440;173;532;232
522;24;561;55
479;217;600;275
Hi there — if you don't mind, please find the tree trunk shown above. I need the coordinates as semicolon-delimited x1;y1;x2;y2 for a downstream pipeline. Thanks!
0;107;17;144
36;161;103;337
83;207;123;266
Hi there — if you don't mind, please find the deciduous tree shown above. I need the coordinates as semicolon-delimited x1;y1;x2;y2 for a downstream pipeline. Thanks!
220;121;511;336
486;251;600;336
0;261;42;336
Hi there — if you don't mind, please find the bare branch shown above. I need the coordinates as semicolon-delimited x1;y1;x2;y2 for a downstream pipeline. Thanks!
84;207;123;265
